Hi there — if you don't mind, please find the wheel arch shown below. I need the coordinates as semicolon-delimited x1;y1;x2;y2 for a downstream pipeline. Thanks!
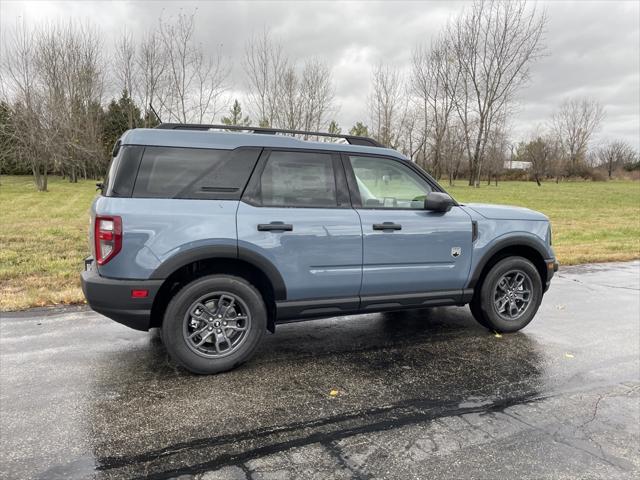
149;246;285;331
467;237;549;294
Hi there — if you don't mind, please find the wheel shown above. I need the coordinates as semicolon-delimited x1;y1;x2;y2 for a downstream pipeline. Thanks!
162;275;267;374
469;296;491;329
469;256;542;333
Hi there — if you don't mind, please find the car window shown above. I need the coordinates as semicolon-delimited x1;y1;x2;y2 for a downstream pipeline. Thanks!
133;147;259;199
260;151;337;208
349;155;432;209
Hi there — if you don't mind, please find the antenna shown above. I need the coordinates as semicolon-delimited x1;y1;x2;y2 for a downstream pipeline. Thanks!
149;103;162;124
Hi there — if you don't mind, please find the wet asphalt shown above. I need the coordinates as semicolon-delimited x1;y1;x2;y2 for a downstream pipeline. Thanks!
1;261;639;480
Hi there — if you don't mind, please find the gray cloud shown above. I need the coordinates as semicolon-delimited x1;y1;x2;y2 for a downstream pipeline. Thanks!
1;0;638;148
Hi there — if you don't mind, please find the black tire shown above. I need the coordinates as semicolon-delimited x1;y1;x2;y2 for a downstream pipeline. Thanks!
469;296;491;329
469;256;543;333
162;275;266;374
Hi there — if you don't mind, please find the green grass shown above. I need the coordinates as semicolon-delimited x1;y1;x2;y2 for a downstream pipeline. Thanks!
1;175;639;311
449;180;640;267
1;176;97;310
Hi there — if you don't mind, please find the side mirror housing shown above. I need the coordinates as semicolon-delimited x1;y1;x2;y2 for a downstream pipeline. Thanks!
424;192;454;212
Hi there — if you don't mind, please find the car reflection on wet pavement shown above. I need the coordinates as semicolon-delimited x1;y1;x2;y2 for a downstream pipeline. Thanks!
1;261;639;479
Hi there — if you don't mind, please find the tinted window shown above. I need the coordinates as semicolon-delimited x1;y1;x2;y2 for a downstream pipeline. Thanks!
133;147;259;199
260;151;337;207
349;156;432;209
105;146;144;197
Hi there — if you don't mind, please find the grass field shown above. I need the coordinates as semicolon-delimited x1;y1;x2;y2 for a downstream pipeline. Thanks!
1;175;639;311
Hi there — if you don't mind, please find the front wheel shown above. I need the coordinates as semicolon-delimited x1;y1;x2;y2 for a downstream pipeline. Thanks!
470;256;543;333
162;275;267;374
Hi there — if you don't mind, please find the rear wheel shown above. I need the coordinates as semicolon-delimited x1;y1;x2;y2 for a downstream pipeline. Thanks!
162;275;266;374
470;256;542;333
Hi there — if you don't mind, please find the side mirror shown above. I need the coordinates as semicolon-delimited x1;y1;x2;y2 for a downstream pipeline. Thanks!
424;192;454;212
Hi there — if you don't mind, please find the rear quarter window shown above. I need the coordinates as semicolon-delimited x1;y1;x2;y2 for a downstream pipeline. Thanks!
104;146;144;197
132;147;260;200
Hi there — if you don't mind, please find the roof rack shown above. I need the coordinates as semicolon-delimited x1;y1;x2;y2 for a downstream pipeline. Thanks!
155;123;384;148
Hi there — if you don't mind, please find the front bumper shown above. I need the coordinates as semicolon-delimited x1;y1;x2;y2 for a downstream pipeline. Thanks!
81;262;163;331
544;258;559;292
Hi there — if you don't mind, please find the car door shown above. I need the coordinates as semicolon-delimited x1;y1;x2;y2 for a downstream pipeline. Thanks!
344;154;473;303
237;149;362;306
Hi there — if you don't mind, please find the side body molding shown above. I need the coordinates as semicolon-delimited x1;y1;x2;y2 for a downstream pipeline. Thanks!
466;234;551;289
149;244;287;301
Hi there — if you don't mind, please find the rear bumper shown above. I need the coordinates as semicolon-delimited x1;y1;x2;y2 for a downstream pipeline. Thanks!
81;266;163;331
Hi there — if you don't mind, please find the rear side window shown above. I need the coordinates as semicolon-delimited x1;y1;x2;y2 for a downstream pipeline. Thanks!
259;151;337;207
104;146;144;197
132;147;260;199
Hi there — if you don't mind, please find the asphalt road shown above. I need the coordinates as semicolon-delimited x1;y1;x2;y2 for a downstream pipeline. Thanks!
1;261;639;480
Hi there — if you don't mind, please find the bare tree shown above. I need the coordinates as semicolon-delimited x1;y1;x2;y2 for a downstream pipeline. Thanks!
597;140;638;178
136;29;167;126
441;121;467;186
299;59;334;133
369;62;404;147
159;12;228;123
3;20;51;190
114;28;138;128
449;0;546;186
412;38;461;179
518;133;557;186
244;32;334;132
483;124;508;185
552;97;605;175
2;20;106;188
244;30;287;127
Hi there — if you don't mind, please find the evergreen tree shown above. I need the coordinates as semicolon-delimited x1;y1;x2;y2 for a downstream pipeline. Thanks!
101;90;143;156
328;120;341;135
221;100;251;127
349;122;370;137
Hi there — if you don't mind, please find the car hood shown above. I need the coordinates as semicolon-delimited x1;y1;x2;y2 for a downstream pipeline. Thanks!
464;203;548;221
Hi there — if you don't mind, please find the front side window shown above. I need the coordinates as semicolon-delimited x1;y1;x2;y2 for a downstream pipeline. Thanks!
259;151;337;207
349;155;432;209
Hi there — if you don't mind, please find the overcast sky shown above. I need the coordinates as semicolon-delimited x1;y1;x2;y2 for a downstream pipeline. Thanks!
1;0;639;149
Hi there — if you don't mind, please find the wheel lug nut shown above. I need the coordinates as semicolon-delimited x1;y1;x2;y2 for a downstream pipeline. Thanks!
217;329;222;333
208;326;213;331
222;321;227;326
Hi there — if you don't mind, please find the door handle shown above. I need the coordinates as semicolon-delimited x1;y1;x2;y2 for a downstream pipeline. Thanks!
373;222;402;231
258;222;293;232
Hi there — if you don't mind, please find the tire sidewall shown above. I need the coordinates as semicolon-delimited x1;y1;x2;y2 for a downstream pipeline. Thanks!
479;257;543;333
162;275;266;374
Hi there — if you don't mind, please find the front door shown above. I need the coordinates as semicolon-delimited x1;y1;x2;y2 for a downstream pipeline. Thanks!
344;154;473;298
237;150;362;302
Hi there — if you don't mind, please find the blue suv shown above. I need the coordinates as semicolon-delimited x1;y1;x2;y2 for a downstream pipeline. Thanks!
81;124;558;374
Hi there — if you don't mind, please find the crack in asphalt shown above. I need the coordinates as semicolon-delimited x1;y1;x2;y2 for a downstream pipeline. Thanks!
500;410;635;472
556;274;640;292
322;440;371;480
82;379;637;480
100;392;550;480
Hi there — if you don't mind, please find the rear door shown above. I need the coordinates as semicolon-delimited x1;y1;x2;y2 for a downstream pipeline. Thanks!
344;154;473;299
237;150;362;303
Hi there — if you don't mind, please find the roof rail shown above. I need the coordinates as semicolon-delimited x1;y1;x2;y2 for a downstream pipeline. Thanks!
155;123;384;148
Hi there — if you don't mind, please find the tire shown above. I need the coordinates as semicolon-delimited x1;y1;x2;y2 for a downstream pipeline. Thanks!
469;256;543;333
162;275;267;374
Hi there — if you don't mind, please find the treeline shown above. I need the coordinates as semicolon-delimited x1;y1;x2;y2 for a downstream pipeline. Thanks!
1;1;637;191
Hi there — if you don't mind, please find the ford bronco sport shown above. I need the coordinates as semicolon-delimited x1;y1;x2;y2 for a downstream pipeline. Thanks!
81;124;558;374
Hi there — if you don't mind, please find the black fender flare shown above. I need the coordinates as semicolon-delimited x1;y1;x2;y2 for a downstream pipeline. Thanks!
149;244;287;300
466;235;550;289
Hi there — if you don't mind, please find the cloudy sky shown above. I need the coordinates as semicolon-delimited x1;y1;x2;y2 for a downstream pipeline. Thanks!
1;0;639;149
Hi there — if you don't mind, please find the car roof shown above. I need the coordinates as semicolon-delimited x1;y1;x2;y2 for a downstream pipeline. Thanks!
120;128;408;160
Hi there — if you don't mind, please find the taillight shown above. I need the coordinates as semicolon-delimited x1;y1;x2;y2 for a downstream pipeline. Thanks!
94;215;122;265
